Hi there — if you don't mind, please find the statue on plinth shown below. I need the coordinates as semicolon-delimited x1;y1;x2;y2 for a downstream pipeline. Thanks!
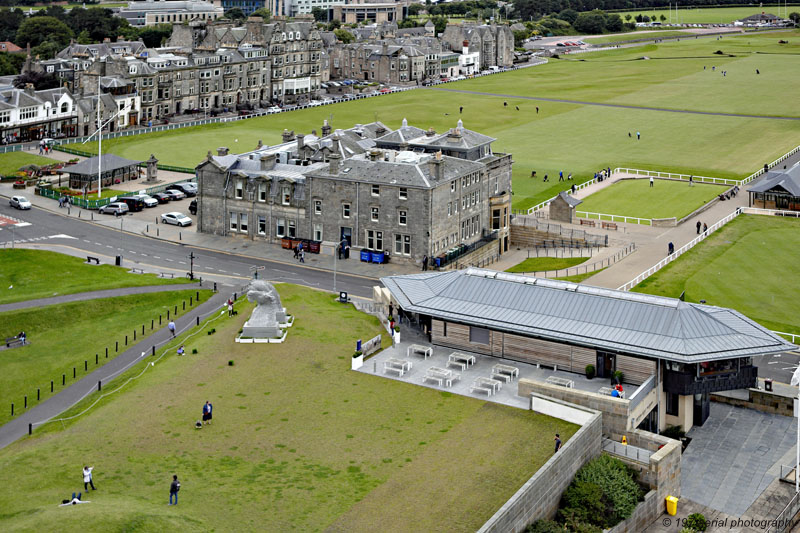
241;280;286;338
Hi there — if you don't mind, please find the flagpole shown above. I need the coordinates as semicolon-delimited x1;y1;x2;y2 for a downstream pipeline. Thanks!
97;77;102;199
792;366;800;493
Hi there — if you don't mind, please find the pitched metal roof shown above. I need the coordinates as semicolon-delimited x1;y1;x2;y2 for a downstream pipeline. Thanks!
558;190;582;207
748;166;800;196
381;268;795;363
65;154;142;176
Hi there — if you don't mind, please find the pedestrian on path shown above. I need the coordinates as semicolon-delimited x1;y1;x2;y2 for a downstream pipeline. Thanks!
169;475;180;505
38;141;44;155
168;320;176;337
696;221;701;234
83;466;96;491
227;301;233;316
703;223;708;233
202;401;212;425
559;170;564;181
299;249;305;263
422;255;428;271
649;176;654;188
554;434;561;453
571;184;576;194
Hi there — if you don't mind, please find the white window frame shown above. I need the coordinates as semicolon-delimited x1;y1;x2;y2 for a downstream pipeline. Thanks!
277;218;286;237
398;210;407;226
342;203;350;218
229;212;238;231
371;207;379;222
399;187;407;200
314;199;322;214
235;180;244;199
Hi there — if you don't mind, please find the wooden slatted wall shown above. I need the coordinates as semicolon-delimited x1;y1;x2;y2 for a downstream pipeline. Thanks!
617;355;656;385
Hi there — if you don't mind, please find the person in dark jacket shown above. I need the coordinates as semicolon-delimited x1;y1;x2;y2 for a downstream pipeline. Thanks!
169;475;180;505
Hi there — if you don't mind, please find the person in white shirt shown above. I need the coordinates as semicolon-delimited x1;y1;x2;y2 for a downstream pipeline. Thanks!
83;466;96;491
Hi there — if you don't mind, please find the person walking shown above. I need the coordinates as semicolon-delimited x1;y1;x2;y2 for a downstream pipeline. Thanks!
169;475;180;505
83;466;96;491
703;223;708;233
689;175;693;187
459;106;463;114
202;401;212;425
756;69;760;75
571;184;576;194
227;300;233;317
649;176;654;188
168;320;176;337
38;141;44;155
299;249;305;263
543;174;548;182
422;255;428;271
567;172;572;180
554;434;562;453
637;131;641;140
503;102;507;107
535;106;539;114
530;170;536;178
696;221;701;235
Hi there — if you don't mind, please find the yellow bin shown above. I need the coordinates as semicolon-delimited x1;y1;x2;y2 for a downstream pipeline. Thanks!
665;495;679;516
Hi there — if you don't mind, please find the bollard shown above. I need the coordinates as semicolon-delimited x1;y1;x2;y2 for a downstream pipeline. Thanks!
98;381;102;391
174;305;177;315
28;423;32;435
167;310;170;319
116;341;118;352
73;367;76;379
84;360;87;371
196;291;199;300
51;380;53;393
125;335;128;346
156;216;158;224
190;296;193;306
183;301;186;311
91;212;94;221
151;319;154;330
96;353;98;365
159;315;162;325
62;374;65;386
152;346;155;356
105;347;108;358
214;282;217;292
146;224;149;232
24;396;27;408
157;228;159;237
37;388;40;401
133;329;136;341
142;324;145;335
179;232;182;241
196;316;200;326
78;210;81;218
10;403;13;416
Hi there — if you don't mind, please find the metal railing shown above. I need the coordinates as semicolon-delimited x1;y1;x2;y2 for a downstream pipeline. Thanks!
617;207;743;291
36;175;197;209
576;211;652;225
512;243;636;279
512;215;608;246
766;490;800;533
612;167;738;186
602;438;651;464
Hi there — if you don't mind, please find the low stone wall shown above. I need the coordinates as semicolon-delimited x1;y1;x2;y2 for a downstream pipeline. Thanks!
651;217;677;227
712;388;795;417
478;396;603;533
444;238;500;270
519;379;629;440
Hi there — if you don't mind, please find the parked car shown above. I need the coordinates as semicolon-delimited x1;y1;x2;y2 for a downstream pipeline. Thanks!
189;199;197;215
163;189;186;201
98;202;129;216
119;196;145;212
133;194;159;207
167;182;197;197
161;212;192;227
9;195;31;209
152;192;171;204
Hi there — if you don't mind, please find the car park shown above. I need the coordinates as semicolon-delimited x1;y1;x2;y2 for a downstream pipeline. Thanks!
133;194;159;207
98;202;129;216
160;212;192;227
163;189;186;201
152;192;172;204
167;182;197;197
119;196;145;212
9;195;31;209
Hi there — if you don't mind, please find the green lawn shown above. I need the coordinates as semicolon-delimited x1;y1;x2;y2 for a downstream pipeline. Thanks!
578;179;725;221
614;6;790;24
506;256;589;273
0;249;191;304
634;214;800;335
0;284;578;531
584;30;692;43
0;290;211;426
60;31;800;210
0;152;58;175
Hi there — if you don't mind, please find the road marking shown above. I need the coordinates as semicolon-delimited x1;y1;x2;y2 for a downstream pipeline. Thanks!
165;258;173;262
51;234;77;240
153;256;160;259
140;253;148;257
14;222;31;227
83;239;91;243
95;242;103;246
218;269;227;273
178;261;186;265
129;250;137;254
106;245;113;248
768;361;780;364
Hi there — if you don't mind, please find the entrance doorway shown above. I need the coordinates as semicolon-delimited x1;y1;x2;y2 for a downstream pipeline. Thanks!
340;227;352;247
596;351;616;379
693;392;710;426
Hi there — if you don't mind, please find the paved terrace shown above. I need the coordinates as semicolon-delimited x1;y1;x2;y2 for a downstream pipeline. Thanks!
356;326;641;409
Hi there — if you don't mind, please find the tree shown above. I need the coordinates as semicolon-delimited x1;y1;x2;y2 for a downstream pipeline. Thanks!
408;3;424;16
789;12;800;24
429;15;448;35
251;8;271;20
13;70;60;90
513;29;529;47
398;19;418;29
512;0;540;22
333;28;354;44
557;8;578;25
0;8;24;43
311;7;327;22
605;14;623;32
573;11;607;34
67;7;129;44
224;7;246;21
624;14;632;22
137;24;172;48
0;53;23;76
16;16;72;49
660;14;666;22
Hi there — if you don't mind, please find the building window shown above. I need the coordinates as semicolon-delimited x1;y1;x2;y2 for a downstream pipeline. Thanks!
366;230;383;250
235;180;243;199
371;184;379;196
277;218;285;237
399;187;407;200
240;213;248;232
398;210;407;225
495;177;499;194
492;209;500;230
371;207;379;222
394;234;410;255
288;220;296;238
314;199;321;214
281;185;291;205
229;212;238;231
342;203;350;218
313;223;322;241
451;181;456;193
258;182;267;202
258;216;266;235
447;202;451;216
469;326;489;344
666;392;679;416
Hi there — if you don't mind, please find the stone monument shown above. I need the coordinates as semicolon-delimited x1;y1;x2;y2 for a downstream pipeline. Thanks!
241;280;287;339
145;154;158;183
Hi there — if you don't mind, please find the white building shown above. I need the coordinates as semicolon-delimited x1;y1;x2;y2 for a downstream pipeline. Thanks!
458;41;480;76
117;0;225;27
0;87;78;143
289;0;345;17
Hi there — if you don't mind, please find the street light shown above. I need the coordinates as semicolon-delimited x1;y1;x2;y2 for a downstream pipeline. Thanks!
792;365;800;493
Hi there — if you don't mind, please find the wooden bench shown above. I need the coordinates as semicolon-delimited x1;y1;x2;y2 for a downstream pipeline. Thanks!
579;219;595;227
545;376;575;389
86;256;100;265
601;221;618;230
5;336;24;348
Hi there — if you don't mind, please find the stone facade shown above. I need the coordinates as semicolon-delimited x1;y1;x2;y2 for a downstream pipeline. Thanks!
478;397;603;533
332;2;404;24
441;23;514;69
549;191;581;224
195;119;513;263
329;41;431;84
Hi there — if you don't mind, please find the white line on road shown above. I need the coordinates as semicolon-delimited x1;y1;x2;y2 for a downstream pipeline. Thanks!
140;253;148;257
165;258;173;262
178;261;186;265
218;269;227;273
129;251;137;254
83;239;91;243
153;256;160;259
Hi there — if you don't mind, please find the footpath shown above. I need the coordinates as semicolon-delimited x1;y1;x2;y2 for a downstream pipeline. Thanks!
0;284;234;450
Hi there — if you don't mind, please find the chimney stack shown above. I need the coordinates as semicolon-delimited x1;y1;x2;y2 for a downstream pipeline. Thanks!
321;119;331;136
369;149;382;161
217;147;229;156
256;139;263;149
328;153;341;174
282;129;295;143
426;127;436;137
462;40;469;56
260;153;277;171
375;124;387;137
296;133;305;154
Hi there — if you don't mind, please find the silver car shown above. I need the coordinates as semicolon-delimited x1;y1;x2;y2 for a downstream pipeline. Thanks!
98;202;129;216
10;195;31;209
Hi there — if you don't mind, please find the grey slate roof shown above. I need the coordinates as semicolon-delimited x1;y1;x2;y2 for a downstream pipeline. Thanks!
65;154;142;175
558;191;582;207
748;167;800;196
381;268;795;363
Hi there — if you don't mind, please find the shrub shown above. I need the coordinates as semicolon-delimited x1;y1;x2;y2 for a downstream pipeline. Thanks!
572;455;643;528
714;49;725;55
685;513;708;531
661;426;686;440
558;480;608;527
394;325;400;332
352;351;363;358
585;364;595;379
526;520;567;533
228;360;234;366
680;528;698;533
192;348;198;354
613;370;624;384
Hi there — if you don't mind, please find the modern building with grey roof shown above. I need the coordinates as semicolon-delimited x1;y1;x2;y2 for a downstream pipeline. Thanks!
748;165;800;211
65;154;143;190
195;119;513;264
381;268;795;430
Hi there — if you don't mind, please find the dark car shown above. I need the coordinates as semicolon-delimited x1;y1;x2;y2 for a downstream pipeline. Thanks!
152;192;172;204
167;182;197;197
163;189;186;201
120;196;145;212
189;199;197;215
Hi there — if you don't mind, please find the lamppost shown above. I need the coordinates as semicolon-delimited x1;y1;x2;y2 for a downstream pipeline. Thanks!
792;365;800;493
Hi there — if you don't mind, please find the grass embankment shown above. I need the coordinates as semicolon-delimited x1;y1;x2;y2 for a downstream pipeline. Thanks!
614;6;786;24
506;256;589;273
584;30;692;44
60;32;800;210
578;179;725;221
0;249;192;304
0;284;577;531
0;290;212;426
634;215;800;335
0;151;58;174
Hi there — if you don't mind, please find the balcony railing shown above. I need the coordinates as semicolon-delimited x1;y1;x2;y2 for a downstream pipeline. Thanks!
663;365;757;395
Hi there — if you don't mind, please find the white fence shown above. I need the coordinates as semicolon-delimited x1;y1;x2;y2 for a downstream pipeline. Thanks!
575;211;652;225
518;177;597;216
612;167;738;186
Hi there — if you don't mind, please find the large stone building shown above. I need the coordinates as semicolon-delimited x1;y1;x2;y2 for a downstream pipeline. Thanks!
0;85;77;143
332;1;405;24
329;41;431;83
213;0;267;17
117;0;225;27
195;119;512;262
441;23;513;69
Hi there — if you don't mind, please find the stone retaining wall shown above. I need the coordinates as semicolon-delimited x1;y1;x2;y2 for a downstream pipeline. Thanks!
712;388;795;417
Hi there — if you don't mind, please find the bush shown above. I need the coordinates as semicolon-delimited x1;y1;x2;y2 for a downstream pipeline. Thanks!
572;455;643;528
228;360;234;366
685;513;708;532
352;351;363;358
526;520;567;533
613;370;624;384
558;480;608;527
192;348;198;354
661;425;686;440
680;528;698;533
585;364;595;379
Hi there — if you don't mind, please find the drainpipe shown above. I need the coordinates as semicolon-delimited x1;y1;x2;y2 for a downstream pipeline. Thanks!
355;181;359;248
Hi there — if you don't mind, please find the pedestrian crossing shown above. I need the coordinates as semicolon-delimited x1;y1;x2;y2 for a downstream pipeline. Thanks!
0;214;29;228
